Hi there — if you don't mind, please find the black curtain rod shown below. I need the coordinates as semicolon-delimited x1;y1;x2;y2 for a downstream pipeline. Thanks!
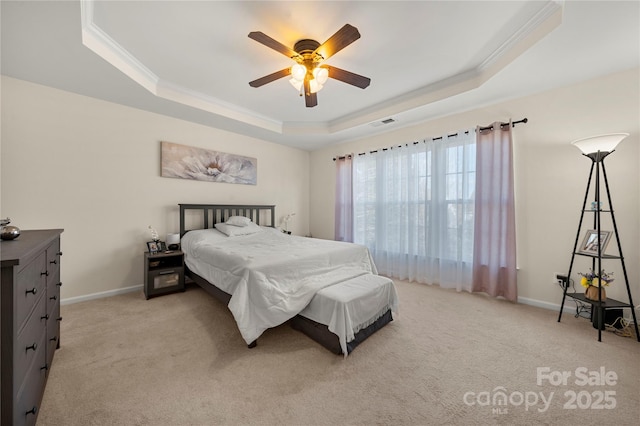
333;118;528;160
479;117;528;132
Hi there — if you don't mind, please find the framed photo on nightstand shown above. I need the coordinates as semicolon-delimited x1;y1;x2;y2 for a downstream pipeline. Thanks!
147;241;159;254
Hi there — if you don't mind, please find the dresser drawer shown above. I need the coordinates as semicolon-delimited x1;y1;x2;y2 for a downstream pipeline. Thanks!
47;303;61;365
46;239;61;287
47;280;60;316
15;351;47;426
15;252;47;330
14;296;47;389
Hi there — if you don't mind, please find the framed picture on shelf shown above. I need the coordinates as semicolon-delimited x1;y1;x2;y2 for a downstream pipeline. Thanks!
147;241;159;254
577;230;612;255
157;241;167;252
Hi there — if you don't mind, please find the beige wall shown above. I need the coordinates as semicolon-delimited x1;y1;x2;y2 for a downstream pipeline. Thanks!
1;76;309;300
309;68;640;309
3;68;639;312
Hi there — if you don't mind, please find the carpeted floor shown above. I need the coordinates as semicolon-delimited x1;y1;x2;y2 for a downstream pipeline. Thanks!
37;279;639;425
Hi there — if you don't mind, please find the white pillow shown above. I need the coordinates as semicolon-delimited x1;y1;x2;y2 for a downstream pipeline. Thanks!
225;216;252;227
214;222;263;237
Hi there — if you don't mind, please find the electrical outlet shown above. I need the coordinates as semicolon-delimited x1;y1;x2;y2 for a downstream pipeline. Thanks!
554;273;568;288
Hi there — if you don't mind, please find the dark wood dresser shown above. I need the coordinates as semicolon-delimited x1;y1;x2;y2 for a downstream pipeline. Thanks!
1;229;63;426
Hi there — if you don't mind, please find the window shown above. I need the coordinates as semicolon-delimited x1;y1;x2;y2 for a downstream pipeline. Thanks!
352;131;476;290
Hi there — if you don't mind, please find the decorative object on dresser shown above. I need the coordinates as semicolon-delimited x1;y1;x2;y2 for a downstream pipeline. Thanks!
0;217;21;240
557;133;639;341
1;229;63;425
144;250;185;299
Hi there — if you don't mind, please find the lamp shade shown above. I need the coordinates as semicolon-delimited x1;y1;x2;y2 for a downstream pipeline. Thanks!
291;64;306;81
313;67;329;85
571;133;629;155
167;234;180;250
289;78;303;91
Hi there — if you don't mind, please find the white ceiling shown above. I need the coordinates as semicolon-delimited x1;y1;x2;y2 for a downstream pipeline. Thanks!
2;1;639;151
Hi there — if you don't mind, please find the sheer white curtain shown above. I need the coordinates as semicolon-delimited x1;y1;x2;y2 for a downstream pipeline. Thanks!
334;155;353;242
472;122;517;301
353;131;476;292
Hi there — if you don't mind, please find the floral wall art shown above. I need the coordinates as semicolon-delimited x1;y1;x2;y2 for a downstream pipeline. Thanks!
161;141;257;185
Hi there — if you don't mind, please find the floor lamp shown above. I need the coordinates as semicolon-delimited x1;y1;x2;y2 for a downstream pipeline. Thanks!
557;133;640;342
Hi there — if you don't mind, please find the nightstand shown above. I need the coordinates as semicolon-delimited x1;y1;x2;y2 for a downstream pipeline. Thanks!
144;250;185;299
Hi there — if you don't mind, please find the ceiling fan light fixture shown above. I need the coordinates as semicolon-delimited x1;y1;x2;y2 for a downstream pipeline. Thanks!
248;24;369;107
291;64;307;81
289;78;303;92
309;79;323;94
313;67;329;85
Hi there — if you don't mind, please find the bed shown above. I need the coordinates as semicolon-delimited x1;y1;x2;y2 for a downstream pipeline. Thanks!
179;204;398;355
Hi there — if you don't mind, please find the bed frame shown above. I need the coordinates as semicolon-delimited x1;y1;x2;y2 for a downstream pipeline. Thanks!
178;203;392;354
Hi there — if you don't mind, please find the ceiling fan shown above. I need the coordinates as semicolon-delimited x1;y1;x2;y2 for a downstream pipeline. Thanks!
248;24;371;108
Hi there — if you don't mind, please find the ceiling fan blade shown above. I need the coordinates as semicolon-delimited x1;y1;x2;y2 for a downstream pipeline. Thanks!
313;24;360;60
249;68;292;88
248;31;300;59
325;66;371;89
303;78;318;107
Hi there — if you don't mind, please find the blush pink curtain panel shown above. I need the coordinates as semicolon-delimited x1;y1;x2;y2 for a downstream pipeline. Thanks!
334;155;354;242
472;122;518;302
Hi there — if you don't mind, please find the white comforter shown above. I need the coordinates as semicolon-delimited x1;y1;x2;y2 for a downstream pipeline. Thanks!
181;227;378;345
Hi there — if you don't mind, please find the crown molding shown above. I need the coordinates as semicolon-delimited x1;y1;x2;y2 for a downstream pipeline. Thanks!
80;0;562;138
80;0;282;134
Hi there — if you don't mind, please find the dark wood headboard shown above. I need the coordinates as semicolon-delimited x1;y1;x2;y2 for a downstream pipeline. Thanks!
179;204;276;237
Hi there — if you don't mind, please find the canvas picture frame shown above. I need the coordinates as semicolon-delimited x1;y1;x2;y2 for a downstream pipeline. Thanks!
160;141;257;185
577;230;612;256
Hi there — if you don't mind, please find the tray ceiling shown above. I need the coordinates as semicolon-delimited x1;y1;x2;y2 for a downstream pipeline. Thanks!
2;1;639;150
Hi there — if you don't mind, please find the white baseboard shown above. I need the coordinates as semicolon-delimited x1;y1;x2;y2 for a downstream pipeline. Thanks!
518;296;578;315
61;285;142;305
61;285;577;311
59;285;636;325
519;295;638;324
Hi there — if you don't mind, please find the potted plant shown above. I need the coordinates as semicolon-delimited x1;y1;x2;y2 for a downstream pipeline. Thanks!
579;269;613;301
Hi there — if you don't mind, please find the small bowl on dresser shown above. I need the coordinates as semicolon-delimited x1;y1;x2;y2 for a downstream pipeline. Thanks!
0;226;20;240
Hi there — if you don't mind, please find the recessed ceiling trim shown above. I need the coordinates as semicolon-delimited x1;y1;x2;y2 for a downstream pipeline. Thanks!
326;1;563;134
479;0;564;72
282;121;330;135
80;0;158;93
80;0;282;134
155;80;282;132
80;0;562;139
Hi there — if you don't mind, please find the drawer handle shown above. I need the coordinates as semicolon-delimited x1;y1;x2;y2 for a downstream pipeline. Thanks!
25;287;38;295
41;314;50;320
41;271;49;277
26;342;37;352
41;363;49;371
57;251;63;256
25;406;37;416
50;336;58;342
50;259;58;265
50;295;57;301
56;282;63;287
159;270;176;275
57;316;63;322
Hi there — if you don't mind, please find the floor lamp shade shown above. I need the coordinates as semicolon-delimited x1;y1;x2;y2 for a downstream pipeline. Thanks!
571;133;629;155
